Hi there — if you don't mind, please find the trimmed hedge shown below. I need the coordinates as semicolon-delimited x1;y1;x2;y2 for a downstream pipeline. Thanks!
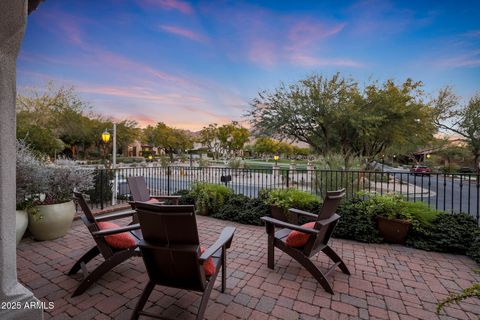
407;212;480;255
176;188;480;264
334;198;383;243
212;194;270;226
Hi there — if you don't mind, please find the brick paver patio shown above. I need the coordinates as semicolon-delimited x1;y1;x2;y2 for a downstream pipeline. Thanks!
17;215;480;320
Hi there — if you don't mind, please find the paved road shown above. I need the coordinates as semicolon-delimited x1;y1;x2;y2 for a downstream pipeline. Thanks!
377;163;479;219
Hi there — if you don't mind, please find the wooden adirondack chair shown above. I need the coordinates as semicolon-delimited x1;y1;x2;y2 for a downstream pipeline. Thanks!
261;189;350;294
69;192;142;297
127;176;181;208
131;203;235;320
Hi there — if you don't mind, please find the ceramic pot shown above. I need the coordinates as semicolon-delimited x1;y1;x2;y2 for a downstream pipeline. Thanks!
270;205;298;224
28;200;76;241
16;210;28;245
377;216;411;244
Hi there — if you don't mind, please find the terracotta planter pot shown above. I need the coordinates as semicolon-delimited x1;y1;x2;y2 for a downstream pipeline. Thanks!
16;210;28;246
28;200;76;241
377;216;411;244
270;205;298;224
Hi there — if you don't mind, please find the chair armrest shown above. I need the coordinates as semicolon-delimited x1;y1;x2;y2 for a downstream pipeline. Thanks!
92;224;141;237
317;214;340;226
95;210;135;222
151;195;181;200
261;217;320;235
199;226;235;262
288;208;318;219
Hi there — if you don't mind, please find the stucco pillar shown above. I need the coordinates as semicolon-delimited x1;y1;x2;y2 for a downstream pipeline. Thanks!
0;1;43;319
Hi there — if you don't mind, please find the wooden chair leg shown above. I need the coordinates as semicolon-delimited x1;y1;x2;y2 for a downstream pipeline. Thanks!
297;256;334;294
130;281;155;320
71;249;134;297
68;246;100;275
221;247;226;293
281;246;334;294
267;235;275;269
322;245;350;275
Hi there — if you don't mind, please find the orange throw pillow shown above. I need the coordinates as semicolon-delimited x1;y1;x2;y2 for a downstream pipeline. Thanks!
285;222;316;247
97;221;136;249
200;246;216;276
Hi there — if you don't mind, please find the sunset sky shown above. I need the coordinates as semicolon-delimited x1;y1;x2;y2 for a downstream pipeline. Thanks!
18;0;480;130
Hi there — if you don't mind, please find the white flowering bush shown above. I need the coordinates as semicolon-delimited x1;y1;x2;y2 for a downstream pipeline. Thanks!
42;160;94;204
16;140;94;207
16;140;48;209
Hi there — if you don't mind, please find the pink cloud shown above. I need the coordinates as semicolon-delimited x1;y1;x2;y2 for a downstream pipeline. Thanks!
138;0;192;14
436;50;480;68
76;85;201;103
290;54;363;67
159;25;208;42
287;21;345;50
248;41;277;67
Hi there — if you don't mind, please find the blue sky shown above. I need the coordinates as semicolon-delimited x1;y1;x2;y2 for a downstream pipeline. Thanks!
18;0;480;130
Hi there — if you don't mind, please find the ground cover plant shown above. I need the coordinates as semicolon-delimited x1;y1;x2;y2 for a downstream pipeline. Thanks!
178;186;480;264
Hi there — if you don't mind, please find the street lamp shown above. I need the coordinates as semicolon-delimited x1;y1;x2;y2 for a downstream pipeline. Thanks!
100;124;117;205
426;153;431;159
274;155;279;166
101;129;110;144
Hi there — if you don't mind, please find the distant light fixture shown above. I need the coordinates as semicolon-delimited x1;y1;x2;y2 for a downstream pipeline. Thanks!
274;155;279;166
426;154;431;159
101;129;111;143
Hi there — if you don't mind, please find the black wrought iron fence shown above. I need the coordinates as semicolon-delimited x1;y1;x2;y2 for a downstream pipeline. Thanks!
86;166;480;222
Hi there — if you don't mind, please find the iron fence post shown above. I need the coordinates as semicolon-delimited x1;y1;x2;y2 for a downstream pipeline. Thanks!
100;169;104;210
167;166;171;195
286;169;290;188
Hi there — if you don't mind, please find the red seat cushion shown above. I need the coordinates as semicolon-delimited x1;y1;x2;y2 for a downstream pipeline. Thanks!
200;246;216;276
285;222;316;247
97;221;136;249
146;198;160;203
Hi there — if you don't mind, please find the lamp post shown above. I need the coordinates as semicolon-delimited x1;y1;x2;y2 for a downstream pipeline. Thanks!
381;154;385;171
274;155;279;167
101;124;117;205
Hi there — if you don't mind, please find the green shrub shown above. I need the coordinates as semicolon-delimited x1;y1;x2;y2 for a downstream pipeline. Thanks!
334;194;439;244
467;236;480;264
264;188;321;212
408;212;480;254
190;182;233;215
212;194;269;226
334;198;383;243
85;169;113;204
174;189;195;205
402;201;440;227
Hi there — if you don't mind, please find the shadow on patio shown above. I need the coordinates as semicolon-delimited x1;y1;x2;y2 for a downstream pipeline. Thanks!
17;215;480;320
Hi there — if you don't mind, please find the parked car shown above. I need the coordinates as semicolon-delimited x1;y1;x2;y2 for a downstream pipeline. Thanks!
410;165;432;175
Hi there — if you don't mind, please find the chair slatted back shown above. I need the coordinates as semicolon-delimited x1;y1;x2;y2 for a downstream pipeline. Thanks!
127;176;151;202
73;192;114;258
135;203;207;292
304;189;345;256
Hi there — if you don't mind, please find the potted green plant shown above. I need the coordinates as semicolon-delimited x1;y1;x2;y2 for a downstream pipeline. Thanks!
27;159;94;241
263;188;321;223
368;193;412;244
